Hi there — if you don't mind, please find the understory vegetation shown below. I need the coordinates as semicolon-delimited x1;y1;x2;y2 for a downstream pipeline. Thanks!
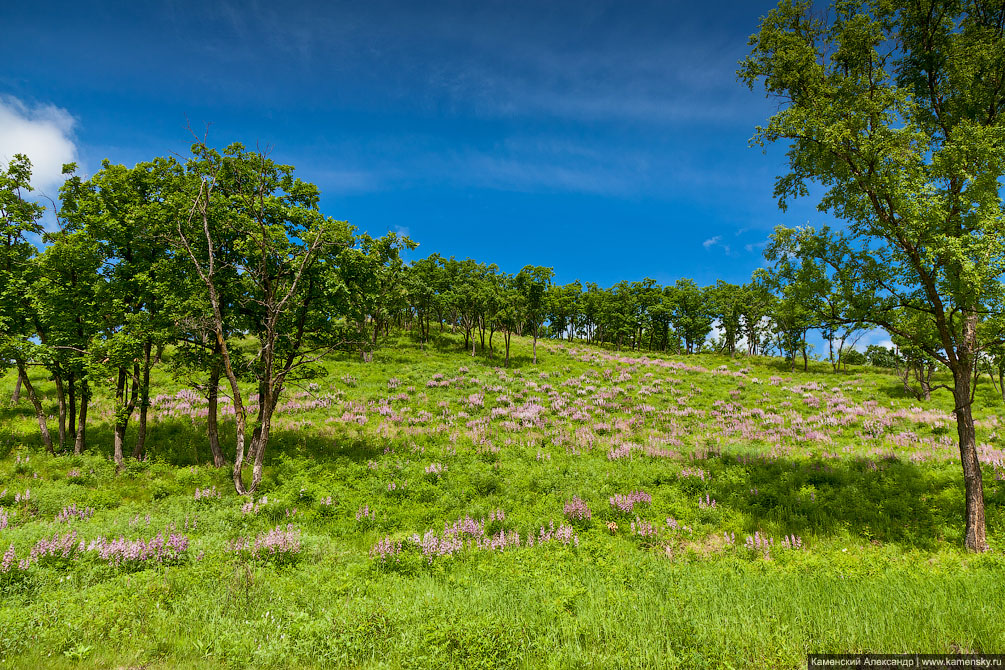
1;332;1003;668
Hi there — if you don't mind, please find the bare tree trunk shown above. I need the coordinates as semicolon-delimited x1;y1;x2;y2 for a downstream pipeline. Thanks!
207;358;226;467
112;366;138;467
505;332;511;367
12;371;22;403
133;340;153;459
68;371;76;438
53;370;67;450
245;388;279;494
953;364;988;552
74;380;88;455
17;362;53;454
920;364;933;401
533;324;538;364
250;417;272;493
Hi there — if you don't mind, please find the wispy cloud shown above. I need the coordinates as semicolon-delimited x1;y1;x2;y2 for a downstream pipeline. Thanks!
310;167;384;194
0;96;77;196
703;236;722;249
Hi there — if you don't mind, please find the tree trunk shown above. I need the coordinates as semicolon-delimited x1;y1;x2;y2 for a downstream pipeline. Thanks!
53;370;67;451
952;363;988;552
113;366;138;468
113;424;126;467
250;417;272;493
207;359;226;467
12;371;22;403
245;389;279;494
920;364;933;402
74;380;88;455
17;362;53;454
68;371;76;438
505;332;511;367
533;324;538;364
133;340;153;459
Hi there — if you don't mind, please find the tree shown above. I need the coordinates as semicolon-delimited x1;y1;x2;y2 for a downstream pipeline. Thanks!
708;281;745;356
515;266;554;364
866;344;901;369
0;154;53;452
739;281;773;356
338;231;416;361
889;309;944;401
61;158;181;465
764;226;869;371
28;228;102;455
496;274;524;367
741;0;1005;550
405;255;443;349
547;281;581;341
667;279;713;354
177;142;355;495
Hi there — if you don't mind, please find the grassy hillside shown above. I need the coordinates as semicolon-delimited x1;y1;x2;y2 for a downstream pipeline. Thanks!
1;333;1003;669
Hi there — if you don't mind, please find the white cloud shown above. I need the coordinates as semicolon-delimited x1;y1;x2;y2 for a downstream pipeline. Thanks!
702;236;722;249
0;96;77;197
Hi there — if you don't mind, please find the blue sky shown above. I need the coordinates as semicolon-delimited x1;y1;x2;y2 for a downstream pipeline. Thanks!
0;0;838;293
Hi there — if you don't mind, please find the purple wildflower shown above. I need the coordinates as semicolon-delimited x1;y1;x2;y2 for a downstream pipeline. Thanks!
563;496;592;521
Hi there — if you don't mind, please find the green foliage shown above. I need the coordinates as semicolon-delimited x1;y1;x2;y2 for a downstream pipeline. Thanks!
741;0;1005;551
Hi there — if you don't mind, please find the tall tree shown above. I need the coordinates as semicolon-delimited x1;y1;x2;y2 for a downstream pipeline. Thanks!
765;226;869;371
741;0;1005;550
0;155;52;452
708;281;745;357
28;228;102;455
667;278;713;354
61;158;181;465
338;231;416;361
515;265;554;364
178;142;355;495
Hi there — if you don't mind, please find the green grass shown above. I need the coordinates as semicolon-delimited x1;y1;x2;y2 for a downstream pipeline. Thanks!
0;332;1003;668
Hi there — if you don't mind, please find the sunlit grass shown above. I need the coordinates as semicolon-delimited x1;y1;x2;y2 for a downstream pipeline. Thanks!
0;332;1003;668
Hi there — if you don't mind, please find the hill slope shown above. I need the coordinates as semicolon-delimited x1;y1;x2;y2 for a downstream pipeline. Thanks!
1;333;1003;668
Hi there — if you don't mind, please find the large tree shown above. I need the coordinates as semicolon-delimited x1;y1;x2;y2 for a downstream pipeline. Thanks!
178;142;355;494
61;158;181;465
667;278;713;354
28;228;103;455
0;155;53;452
741;0;1005;550
515;265;554;364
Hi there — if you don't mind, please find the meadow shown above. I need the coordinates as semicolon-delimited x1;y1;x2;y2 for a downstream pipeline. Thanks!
1;332;1003;669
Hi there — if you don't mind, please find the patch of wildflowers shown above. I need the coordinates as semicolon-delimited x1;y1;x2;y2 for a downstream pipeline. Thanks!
609;490;652;513
54;505;95;524
563;496;591;521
